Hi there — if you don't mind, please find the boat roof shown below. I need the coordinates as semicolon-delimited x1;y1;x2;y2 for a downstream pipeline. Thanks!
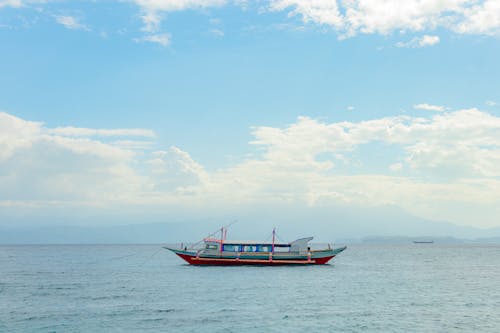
204;238;290;246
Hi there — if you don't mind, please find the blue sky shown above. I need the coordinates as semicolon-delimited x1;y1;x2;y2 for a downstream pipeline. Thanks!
1;0;500;232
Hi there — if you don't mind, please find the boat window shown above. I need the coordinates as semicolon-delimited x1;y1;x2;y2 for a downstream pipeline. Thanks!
222;244;240;252
274;246;290;252
243;245;257;252
259;245;271;252
205;244;218;250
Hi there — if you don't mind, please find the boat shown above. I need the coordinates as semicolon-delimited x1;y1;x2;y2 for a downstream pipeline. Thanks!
164;227;347;265
413;240;434;244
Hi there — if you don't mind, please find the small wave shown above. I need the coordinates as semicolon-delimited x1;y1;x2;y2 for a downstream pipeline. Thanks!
155;309;176;313
141;317;166;322
36;283;84;290
85;294;129;301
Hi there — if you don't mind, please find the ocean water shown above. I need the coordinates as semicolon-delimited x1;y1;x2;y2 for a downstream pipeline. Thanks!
1;244;500;332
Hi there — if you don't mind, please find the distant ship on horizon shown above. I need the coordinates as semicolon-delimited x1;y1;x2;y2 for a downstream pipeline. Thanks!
413;240;434;244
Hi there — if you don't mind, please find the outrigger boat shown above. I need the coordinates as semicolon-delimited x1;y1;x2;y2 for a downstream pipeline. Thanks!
164;227;346;265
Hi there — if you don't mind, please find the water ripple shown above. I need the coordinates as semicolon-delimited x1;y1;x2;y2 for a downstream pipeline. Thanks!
0;244;499;332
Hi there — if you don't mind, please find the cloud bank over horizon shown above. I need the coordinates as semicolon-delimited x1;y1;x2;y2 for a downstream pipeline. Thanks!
1;107;499;228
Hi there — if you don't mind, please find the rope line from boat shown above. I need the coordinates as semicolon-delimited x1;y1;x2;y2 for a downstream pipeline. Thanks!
264;228;287;244
107;252;143;261
274;231;287;244
85;246;163;265
139;246;164;266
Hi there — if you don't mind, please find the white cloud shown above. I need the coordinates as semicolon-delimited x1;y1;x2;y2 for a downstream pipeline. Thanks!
47;127;155;137
133;0;226;32
347;106;355;111
486;100;497;106
269;0;343;28
135;33;171;46
111;140;155;150
0;0;23;8
5;1;500;41
133;0;226;12
140;11;162;33
55;15;89;31
2;109;500;227
0;112;206;205
0;112;41;162
0;112;143;203
0;0;46;8
418;35;440;46
146;147;210;193
248;109;500;178
414;103;445;112
208;109;500;225
396;35;440;48
268;0;500;37
209;18;221;25
389;162;402;171
130;0;493;40
454;0;500;35
210;28;224;37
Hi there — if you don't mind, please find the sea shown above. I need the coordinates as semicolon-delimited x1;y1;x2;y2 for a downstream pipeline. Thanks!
1;244;499;332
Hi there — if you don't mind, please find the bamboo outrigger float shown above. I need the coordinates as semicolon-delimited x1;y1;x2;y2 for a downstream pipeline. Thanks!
164;227;346;265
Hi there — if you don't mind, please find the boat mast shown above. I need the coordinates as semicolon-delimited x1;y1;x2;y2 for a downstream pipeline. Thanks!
220;226;224;254
272;227;276;254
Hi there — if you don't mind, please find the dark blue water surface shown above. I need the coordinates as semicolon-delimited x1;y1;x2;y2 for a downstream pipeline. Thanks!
1;244;500;332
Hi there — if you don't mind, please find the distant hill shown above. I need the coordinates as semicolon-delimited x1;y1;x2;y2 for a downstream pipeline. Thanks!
1;203;499;244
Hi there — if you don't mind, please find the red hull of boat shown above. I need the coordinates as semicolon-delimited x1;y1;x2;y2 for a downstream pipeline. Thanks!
176;253;335;265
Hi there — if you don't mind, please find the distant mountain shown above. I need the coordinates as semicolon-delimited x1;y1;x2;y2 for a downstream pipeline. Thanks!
1;203;499;244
